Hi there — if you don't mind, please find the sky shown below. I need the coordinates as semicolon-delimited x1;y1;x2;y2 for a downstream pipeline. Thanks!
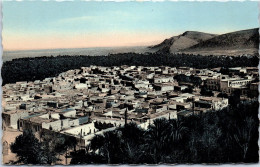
2;0;259;51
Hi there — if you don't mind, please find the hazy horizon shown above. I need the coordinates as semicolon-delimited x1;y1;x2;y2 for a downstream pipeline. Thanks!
3;1;258;51
3;45;151;52
2;46;153;62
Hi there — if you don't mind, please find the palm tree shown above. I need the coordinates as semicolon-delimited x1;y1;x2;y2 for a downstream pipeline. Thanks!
89;134;105;154
230;117;257;161
63;136;78;164
144;118;170;163
168;119;188;144
89;131;123;164
119;122;145;163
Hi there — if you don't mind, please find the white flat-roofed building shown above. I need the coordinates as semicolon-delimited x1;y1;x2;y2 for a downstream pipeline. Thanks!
61;122;97;139
75;83;88;89
195;96;228;111
220;77;253;94
154;77;174;84
139;110;177;130
2;110;30;129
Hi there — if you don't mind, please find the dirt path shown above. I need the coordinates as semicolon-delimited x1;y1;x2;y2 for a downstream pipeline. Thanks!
2;128;22;164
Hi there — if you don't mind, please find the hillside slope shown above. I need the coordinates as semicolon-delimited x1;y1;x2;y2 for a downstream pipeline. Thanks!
149;31;216;53
150;28;259;56
182;28;259;56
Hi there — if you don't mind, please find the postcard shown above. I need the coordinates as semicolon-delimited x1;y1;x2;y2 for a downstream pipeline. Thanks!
1;0;259;165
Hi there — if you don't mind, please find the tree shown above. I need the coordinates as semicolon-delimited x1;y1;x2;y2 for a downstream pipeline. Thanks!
168;119;188;147
181;87;193;93
217;92;228;98
229;89;241;107
70;100;259;164
40;130;78;165
229;117;257;161
53;135;77;164
119;122;146;163
10;130;54;165
64;136;78;164
70;149;105;164
144;118;170;163
200;86;214;96
89;131;123;164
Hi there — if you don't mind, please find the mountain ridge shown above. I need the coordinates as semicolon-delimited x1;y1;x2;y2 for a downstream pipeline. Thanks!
150;28;259;56
149;31;216;53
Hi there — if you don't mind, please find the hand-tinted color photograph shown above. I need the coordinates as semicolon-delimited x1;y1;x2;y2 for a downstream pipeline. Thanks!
1;0;259;165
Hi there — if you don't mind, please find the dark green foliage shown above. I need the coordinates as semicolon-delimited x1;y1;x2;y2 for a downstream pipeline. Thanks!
200;85;214;96
70;150;106;164
174;74;202;87
118;123;147;163
10;130;78;165
229;89;241;107
217;92;228;98
40;130;77;164
89;131;124;164
181;87;193;93
94;121;114;131
10;130;56;165
71;100;259;164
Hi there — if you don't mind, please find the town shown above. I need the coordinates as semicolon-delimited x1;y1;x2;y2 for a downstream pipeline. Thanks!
2;65;259;162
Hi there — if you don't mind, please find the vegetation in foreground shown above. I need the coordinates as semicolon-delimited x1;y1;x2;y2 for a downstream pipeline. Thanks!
10;130;77;165
10;100;259;165
70;100;259;164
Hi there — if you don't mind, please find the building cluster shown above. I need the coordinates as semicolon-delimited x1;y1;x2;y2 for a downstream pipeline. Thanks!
2;65;258;147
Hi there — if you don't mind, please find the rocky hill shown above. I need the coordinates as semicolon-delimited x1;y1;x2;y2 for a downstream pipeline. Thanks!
149;31;216;53
150;28;259;56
